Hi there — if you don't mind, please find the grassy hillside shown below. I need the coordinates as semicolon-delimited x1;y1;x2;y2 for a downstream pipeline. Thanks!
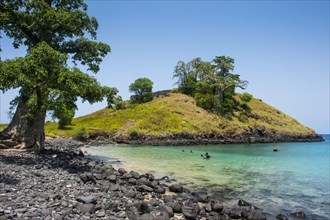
45;92;316;139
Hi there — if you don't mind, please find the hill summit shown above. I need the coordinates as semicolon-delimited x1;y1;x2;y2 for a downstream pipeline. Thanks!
45;92;323;145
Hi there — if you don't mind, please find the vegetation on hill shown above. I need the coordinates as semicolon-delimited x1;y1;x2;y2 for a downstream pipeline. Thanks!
173;56;249;116
45;92;317;142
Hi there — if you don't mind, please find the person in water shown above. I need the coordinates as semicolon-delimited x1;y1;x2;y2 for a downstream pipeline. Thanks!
201;152;211;159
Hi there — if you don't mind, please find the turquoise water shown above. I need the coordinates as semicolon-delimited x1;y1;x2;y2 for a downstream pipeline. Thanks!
84;135;330;219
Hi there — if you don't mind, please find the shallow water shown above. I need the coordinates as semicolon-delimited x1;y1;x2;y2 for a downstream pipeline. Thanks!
84;135;330;219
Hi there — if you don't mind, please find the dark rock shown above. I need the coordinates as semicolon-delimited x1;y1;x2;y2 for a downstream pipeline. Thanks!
140;202;151;214
196;193;210;203
276;213;288;220
220;214;231;220
93;173;106;180
163;196;174;203
61;208;73;217
165;202;181;213
238;199;252;207
141;213;154;220
108;174;117;183
228;206;243;219
144;173;155;181
126;206;140;220
110;184;120;191
76;204;95;214
79;173;96;184
118;168;127;175
247;209;267;220
154;186;166;194
169;184;183;193
158;205;174;218
76;195;98;204
52;193;63;200
212;203;224;212
122;173;132;179
152;211;170;220
207;211;221;220
128;178;138;185
130;171;141;179
124;190;136;198
138;177;152;187
149;199;162;207
182;203;199;219
289;211;306;218
137;185;153;192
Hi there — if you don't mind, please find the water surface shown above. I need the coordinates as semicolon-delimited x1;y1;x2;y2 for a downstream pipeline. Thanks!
84;135;330;219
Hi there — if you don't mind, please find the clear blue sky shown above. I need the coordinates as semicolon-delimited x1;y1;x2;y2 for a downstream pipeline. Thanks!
0;0;329;134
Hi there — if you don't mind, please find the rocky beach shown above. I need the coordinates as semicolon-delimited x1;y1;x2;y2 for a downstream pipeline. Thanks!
0;138;307;220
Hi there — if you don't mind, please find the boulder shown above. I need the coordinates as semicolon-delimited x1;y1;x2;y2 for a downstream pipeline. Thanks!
196;193;210;203
238;199;252;207
108;174;117;183
165;202;182;213
169;184;183;193
124;190;136;198
76;195;98;204
126;206;141;220
181;201;199;219
212;202;224;212
289;211;306;218
138;177;152;187
76;204;95;214
154;186;166;194
276;213;288;220
207;211;221;220
130;171;141;179
246;209;267;220
158;205;174;218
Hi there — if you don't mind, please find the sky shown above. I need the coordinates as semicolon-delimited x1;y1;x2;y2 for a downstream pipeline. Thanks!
0;0;329;134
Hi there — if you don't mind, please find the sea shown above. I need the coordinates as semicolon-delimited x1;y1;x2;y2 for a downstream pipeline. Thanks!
83;135;330;219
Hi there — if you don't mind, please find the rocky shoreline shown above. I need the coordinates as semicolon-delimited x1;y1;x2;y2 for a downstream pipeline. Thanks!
77;131;324;146
0;138;311;220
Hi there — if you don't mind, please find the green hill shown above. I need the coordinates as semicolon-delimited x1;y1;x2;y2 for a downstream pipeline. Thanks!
45;92;322;144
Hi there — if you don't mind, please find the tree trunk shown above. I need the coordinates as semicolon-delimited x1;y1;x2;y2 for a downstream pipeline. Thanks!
0;96;45;152
213;85;224;115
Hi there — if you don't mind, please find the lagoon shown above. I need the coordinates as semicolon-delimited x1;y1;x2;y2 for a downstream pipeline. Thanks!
84;135;330;219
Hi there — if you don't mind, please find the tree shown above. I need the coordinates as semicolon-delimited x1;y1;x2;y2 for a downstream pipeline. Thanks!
173;56;248;115
0;0;115;151
205;56;248;115
239;92;253;112
129;78;153;104
173;58;202;96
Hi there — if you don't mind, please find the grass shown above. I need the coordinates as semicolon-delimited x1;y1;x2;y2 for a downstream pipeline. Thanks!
0;124;8;132
44;92;316;138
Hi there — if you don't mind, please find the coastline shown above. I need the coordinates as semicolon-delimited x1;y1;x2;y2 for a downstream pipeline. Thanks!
78;131;325;147
0;138;321;220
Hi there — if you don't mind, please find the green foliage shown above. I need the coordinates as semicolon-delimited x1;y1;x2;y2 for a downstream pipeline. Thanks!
195;93;214;111
129;77;153;104
240;92;253;103
173;58;202;96
173;56;248;116
239;92;253;114
113;96;126;110
0;0;116;129
128;128;140;139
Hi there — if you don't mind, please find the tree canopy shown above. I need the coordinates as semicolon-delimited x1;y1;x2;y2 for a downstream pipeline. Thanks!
129;77;153;104
173;56;248;116
0;0;116;150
